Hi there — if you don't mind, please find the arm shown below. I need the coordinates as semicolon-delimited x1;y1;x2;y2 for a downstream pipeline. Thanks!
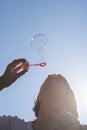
0;58;28;90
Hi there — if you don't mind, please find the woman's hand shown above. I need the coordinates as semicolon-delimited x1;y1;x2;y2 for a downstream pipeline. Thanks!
0;58;28;89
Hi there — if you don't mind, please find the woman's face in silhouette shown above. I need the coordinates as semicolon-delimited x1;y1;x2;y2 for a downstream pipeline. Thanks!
39;77;66;118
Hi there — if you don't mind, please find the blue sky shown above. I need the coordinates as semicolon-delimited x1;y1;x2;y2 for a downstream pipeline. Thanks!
0;0;87;124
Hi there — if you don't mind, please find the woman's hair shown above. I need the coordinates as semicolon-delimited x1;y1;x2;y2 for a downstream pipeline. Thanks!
33;74;78;119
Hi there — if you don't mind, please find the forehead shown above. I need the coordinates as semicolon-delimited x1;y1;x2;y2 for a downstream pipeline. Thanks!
39;78;66;100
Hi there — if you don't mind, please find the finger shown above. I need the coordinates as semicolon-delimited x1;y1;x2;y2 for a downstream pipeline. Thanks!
8;58;27;68
12;58;26;65
16;70;27;78
13;58;26;63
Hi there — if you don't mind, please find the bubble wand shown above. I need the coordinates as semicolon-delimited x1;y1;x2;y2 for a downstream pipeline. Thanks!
29;62;47;67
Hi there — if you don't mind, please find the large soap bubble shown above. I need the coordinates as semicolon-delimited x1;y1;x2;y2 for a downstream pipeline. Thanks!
31;33;47;62
31;33;47;49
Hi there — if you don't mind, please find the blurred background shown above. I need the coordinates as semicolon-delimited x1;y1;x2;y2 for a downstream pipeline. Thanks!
0;0;87;124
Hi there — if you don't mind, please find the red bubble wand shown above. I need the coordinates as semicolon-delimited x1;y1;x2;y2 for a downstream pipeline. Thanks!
29;62;46;67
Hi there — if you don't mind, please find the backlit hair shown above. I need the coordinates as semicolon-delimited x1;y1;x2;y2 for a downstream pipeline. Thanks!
33;74;78;119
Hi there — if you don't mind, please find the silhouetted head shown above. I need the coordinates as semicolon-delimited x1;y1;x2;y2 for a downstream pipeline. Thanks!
33;74;78;119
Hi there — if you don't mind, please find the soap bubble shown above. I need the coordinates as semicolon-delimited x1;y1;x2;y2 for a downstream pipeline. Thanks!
31;33;47;49
31;33;47;62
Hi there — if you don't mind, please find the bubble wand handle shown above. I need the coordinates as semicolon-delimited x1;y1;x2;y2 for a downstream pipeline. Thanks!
29;62;47;67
